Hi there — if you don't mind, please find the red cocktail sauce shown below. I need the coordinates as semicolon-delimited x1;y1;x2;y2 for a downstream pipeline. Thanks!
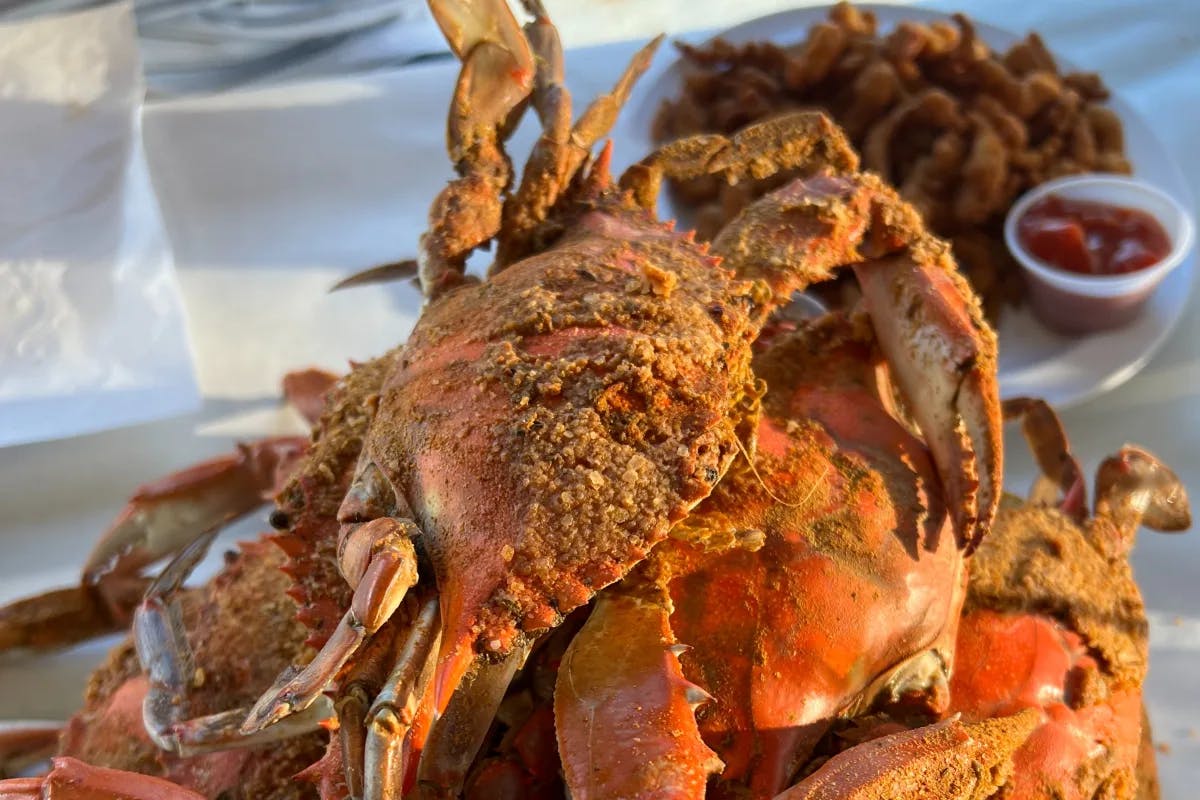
1017;194;1170;276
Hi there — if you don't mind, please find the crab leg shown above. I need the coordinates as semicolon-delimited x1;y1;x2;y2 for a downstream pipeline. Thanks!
242;518;420;732
414;639;530;796
330;260;420;293
1002;397;1086;516
490;0;571;272
762;190;998;552
772;712;1038;799
0;757;205;800
83;436;308;588
555;592;721;800
135;530;214;753
133;530;331;757
619;112;861;211
418;0;535;299
1002;398;1190;554
0;437;307;656
567;34;662;172
0;584;146;655
0;722;60;779
361;598;440;800
1093;446;1190;556
333;626;405;799
82;370;321;592
494;1;662;270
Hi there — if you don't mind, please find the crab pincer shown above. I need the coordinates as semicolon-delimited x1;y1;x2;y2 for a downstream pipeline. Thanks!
639;120;1000;548
626;143;1002;550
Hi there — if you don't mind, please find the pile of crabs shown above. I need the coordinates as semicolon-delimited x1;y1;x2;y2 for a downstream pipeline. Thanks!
0;1;1191;798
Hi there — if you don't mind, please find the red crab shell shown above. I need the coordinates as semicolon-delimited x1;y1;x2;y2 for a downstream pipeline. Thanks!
555;317;968;799
361;208;761;685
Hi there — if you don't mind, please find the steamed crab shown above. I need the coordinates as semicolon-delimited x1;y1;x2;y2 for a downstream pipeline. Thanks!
0;540;323;800
0;0;1188;788
5;393;1187;799
553;315;971;799
946;398;1191;799
0;0;1009;796
0;312;997;800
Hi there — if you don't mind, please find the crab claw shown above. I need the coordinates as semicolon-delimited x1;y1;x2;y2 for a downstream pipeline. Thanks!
773;711;1038;799
1;436;308;657
629;114;1002;549
417;0;536;296
710;170;1001;549
1095;445;1191;548
555;592;722;800
854;242;1001;552
0;583;147;654
81;437;307;587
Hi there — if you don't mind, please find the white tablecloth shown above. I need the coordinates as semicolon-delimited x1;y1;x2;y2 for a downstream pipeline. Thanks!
1;0;1198;793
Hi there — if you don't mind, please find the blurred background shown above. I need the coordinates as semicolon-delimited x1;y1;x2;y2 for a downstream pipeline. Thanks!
0;0;811;95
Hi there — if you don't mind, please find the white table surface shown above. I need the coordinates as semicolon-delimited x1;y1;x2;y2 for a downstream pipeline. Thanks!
2;0;1199;794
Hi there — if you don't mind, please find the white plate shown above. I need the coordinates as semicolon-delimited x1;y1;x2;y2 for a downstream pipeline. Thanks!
618;3;1197;409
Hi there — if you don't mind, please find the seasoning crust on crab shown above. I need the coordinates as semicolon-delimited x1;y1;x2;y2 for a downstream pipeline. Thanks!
947;398;1191;800
230;1;1000;794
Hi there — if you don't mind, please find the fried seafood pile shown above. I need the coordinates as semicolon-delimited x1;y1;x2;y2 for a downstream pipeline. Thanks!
653;1;1131;320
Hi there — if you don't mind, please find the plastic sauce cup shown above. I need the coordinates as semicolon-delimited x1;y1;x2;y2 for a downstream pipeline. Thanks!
1003;174;1194;335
